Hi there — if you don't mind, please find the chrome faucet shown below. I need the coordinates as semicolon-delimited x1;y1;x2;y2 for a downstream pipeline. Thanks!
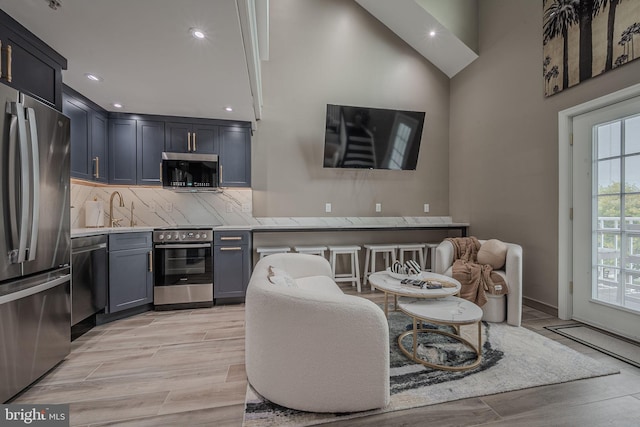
109;191;125;227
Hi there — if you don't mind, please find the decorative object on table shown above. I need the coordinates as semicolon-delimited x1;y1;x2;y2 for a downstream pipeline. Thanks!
543;0;640;97
243;309;618;427
405;259;421;275
391;260;405;275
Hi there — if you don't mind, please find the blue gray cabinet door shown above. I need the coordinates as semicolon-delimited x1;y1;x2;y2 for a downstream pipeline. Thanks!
108;233;153;313
219;126;251;187
91;112;109;183
166;122;219;154
0;11;66;110
137;120;164;185
214;231;252;299
64;94;91;180
109;119;137;185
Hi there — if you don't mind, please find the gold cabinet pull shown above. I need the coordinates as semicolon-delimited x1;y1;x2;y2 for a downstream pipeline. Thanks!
0;40;3;80
188;132;191;151
219;165;223;184
193;133;197;151
159;162;163;183
220;247;242;251
93;157;100;178
5;44;11;82
220;236;242;241
148;251;153;272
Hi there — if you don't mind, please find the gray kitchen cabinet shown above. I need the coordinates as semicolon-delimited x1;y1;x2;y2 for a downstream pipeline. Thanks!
214;231;252;301
109;117;164;185
108;232;153;313
219;126;251;187
109;118;137;185
165;121;218;154
0;10;67;111
137;120;164;185
64;87;109;183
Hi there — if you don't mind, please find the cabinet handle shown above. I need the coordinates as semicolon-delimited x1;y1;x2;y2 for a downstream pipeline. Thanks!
93;157;100;178
220;236;242;241
193;133;197;151
148;251;153;272
188;132;191;151
3;44;11;82
159;162;163;183
219;165;223;184
0;40;2;80
220;247;242;251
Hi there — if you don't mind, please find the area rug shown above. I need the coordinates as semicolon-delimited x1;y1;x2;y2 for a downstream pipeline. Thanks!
242;311;619;427
546;324;640;368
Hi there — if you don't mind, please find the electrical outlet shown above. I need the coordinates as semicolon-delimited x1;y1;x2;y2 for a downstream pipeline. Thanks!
226;203;234;213
241;203;251;213
375;203;382;212
423;203;430;213
165;202;172;212
149;202;156;213
325;203;332;213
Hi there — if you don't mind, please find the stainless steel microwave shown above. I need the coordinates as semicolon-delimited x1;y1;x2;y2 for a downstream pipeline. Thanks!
161;152;219;191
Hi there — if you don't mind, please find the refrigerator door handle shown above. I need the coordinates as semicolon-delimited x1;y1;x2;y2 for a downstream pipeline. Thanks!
26;107;40;261
6;101;31;264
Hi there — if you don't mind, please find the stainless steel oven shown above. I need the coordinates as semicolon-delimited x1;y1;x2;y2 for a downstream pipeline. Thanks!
153;228;213;309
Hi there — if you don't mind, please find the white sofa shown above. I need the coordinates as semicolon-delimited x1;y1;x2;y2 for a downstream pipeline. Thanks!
434;240;523;327
245;253;390;413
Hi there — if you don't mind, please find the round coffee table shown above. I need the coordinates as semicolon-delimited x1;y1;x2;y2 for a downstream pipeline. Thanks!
397;296;483;371
367;271;461;317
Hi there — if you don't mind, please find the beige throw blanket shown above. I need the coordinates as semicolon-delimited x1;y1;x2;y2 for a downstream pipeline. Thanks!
445;237;508;307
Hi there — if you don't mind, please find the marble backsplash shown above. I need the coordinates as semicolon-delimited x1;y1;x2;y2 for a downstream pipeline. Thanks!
71;183;257;228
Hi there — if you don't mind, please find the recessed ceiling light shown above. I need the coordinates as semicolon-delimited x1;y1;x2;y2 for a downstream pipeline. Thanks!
429;30;436;37
85;73;102;82
113;103;123;109
190;28;206;39
224;106;233;112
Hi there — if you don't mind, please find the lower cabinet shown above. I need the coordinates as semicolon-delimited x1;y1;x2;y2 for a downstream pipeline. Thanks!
214;231;252;300
108;232;153;313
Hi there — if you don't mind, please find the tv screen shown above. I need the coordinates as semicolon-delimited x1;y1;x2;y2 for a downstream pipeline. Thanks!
323;104;425;170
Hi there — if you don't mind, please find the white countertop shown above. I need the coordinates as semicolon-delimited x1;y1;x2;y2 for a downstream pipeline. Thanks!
71;217;469;237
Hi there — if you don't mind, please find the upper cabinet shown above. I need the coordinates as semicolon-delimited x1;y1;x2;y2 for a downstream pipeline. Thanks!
108;116;165;186
64;86;109;183
0;11;67;111
165;122;218;154
220;126;251;187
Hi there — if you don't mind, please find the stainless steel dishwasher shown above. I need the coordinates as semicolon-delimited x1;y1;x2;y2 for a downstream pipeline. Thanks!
71;235;108;325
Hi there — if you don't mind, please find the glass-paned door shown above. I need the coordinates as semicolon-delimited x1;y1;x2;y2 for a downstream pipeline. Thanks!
572;96;640;342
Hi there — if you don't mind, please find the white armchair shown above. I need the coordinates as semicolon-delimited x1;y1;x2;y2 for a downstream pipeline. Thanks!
435;240;523;327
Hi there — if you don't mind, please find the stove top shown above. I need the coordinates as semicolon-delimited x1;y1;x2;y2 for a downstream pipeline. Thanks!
153;228;213;243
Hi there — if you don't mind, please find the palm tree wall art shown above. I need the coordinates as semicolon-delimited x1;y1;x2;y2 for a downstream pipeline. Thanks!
543;0;640;97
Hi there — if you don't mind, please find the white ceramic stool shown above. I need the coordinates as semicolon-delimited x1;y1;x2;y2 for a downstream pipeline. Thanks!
397;243;427;270
256;246;291;259
424;243;439;271
328;245;362;292
363;244;397;290
294;245;327;257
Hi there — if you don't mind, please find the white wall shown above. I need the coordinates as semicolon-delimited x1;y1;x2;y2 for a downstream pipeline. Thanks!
252;0;451;218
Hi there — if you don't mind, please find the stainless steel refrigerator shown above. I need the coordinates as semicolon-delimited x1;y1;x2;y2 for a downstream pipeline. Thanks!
0;82;71;403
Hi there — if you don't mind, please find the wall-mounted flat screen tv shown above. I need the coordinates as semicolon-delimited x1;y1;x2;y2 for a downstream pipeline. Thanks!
323;104;425;170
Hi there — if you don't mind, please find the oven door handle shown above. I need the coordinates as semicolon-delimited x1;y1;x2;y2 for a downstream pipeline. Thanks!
154;243;212;249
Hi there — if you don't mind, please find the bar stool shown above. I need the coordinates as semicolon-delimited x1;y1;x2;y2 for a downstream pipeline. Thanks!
363;244;397;290
294;245;327;257
328;245;362;292
256;246;291;259
424;243;440;271
397;243;427;270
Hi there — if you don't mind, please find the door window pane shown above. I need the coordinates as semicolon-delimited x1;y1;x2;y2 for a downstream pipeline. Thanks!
624;155;640;190
624;115;640;155
597;121;621;158
597;158;620;193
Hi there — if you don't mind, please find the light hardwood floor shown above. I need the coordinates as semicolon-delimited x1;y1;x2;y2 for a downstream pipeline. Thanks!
12;284;640;426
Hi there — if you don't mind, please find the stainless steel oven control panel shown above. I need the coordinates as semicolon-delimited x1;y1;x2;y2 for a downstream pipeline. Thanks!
153;229;213;243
